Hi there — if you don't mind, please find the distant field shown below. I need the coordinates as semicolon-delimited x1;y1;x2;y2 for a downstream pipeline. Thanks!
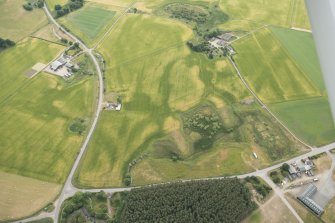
271;98;335;147
0;0;48;41
292;0;311;30
233;28;320;103
0;171;61;221
0;72;94;183
219;0;293;27
270;27;324;91
87;0;133;7
66;6;116;39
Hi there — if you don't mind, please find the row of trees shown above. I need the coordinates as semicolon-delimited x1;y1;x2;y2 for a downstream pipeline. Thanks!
23;0;44;11
116;178;257;222
54;0;84;17
0;38;15;50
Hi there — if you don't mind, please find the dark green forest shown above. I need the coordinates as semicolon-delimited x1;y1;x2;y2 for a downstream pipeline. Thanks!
113;178;257;223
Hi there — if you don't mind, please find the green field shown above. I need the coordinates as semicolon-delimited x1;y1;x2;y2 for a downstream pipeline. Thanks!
66;6;116;38
267;27;335;146
59;3;119;47
270;27;324;91
233;28;320;103
271;98;335;146
0;0;48;41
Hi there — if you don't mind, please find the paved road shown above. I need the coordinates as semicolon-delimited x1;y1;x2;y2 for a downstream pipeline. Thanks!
43;4;105;223
14;5;335;223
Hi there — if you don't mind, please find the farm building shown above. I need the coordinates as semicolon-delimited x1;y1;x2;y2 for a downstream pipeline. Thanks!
50;57;67;71
218;33;235;42
297;184;324;216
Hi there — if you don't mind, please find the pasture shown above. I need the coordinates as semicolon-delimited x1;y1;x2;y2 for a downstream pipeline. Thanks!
0;0;48;41
270;98;335;146
0;171;61;221
0;68;95;183
233;28;321;103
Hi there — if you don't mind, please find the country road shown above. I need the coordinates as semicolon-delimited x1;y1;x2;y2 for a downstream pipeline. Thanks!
43;4;104;223
14;5;335;223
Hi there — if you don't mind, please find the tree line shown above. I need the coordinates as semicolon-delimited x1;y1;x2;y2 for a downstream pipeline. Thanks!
112;178;257;223
23;0;44;11
0;38;15;51
54;0;84;18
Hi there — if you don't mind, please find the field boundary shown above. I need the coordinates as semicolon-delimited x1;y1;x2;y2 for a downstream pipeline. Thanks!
228;57;313;150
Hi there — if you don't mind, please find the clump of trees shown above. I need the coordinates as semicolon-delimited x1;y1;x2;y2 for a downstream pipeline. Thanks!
164;3;210;24
270;170;282;184
114;178;257;223
183;107;223;150
54;0;84;18
245;176;272;198
23;0;44;11
0;38;15;51
60;191;109;223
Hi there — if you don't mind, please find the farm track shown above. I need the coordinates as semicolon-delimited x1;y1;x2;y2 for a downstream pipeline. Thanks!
12;4;334;223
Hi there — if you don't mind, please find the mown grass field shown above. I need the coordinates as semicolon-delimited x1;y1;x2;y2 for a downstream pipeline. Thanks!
0;0;48;41
66;6;116;39
271;98;335;146
0;171;61;221
233;27;321;104
0;38;63;103
58;3;120;47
